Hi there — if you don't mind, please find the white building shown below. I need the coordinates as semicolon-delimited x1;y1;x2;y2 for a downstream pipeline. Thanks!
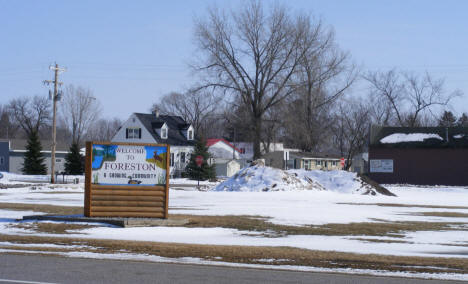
111;112;195;177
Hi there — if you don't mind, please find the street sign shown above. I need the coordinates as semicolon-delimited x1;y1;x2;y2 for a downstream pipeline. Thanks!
195;155;204;167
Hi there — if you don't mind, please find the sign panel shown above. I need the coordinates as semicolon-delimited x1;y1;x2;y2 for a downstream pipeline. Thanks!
91;144;167;186
84;142;170;219
370;159;394;173
195;155;203;167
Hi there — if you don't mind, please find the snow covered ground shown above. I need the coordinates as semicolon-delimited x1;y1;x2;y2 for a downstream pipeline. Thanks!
1;171;468;279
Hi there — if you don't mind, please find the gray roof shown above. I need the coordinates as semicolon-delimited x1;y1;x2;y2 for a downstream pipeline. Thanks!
0;139;70;152
134;113;195;146
370;125;468;148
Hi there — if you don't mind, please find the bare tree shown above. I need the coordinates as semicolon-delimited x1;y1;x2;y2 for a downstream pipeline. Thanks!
85;117;122;142
331;100;370;170
290;19;357;151
364;70;462;127
8;96;51;136
0;104;20;139
59;85;101;144
153;90;221;137
193;1;319;159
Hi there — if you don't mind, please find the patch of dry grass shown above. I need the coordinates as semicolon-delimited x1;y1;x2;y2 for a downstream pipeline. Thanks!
8;222;94;234
410;212;468;218
0;203;82;215
171;214;465;238
0;234;466;275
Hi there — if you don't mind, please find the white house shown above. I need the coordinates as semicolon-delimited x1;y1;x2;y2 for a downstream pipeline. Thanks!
111;111;195;177
206;138;241;160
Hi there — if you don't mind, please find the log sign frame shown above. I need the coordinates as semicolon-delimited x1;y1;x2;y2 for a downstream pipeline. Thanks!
84;141;170;218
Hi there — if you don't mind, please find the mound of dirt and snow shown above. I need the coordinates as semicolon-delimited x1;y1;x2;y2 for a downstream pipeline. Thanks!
213;164;395;196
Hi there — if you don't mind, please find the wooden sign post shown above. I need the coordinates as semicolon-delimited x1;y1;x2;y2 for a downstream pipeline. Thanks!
84;142;170;218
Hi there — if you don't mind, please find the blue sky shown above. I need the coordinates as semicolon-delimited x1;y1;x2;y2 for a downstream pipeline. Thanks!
1;0;467;119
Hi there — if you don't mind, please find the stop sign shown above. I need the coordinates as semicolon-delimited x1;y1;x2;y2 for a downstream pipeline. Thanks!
195;155;204;167
340;158;345;167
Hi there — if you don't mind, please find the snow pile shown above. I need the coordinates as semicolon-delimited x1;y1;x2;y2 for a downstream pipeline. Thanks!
380;133;443;143
292;169;392;195
213;164;324;192
214;165;390;195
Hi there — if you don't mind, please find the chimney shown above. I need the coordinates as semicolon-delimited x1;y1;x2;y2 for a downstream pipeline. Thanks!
152;106;160;118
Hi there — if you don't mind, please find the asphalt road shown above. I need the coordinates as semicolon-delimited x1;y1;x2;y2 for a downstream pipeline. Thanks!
0;254;465;284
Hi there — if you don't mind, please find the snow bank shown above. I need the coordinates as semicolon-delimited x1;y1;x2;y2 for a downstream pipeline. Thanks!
213;165;390;195
380;133;443;143
0;172;84;184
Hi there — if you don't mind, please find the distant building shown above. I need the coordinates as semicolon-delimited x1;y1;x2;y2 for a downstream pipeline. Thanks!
262;151;343;171
0;139;69;174
206;138;244;177
368;126;468;186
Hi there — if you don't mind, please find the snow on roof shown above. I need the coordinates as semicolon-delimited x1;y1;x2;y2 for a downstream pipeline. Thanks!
454;134;466;139
213;165;390;195
380;133;443;144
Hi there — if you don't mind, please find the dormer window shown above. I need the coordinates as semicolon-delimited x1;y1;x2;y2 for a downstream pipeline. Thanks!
188;129;193;140
161;127;168;139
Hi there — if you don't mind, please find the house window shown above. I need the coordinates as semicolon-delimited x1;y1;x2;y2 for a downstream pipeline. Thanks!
126;128;141;139
188;130;193;140
56;159;62;163
304;160;310;170
240;148;245;154
170;153;174;167
180;152;186;163
161;128;167;139
316;160;321;166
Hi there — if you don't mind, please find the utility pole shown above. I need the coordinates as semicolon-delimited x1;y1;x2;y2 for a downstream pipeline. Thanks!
43;63;66;184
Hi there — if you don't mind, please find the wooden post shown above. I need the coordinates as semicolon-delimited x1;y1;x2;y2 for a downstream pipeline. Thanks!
84;142;92;217
165;145;170;219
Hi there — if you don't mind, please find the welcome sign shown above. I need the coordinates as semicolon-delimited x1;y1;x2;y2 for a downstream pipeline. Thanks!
91;144;167;186
84;142;170;218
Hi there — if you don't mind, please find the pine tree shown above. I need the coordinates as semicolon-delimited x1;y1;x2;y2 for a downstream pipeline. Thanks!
185;137;215;180
65;142;84;175
457;113;468;127
22;131;47;175
438;111;457;127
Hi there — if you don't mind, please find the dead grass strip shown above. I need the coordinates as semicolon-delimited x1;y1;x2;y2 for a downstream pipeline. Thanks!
170;214;466;238
0;234;466;274
0;203;82;215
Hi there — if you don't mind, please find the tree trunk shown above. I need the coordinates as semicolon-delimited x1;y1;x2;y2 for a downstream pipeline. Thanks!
252;114;262;160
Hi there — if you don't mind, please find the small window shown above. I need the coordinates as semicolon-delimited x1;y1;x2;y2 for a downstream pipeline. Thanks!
180;152;185;163
188;130;193;140
170;153;174;167
161;128;167;139
316;160;321;166
127;128;141;139
56;159;62;163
